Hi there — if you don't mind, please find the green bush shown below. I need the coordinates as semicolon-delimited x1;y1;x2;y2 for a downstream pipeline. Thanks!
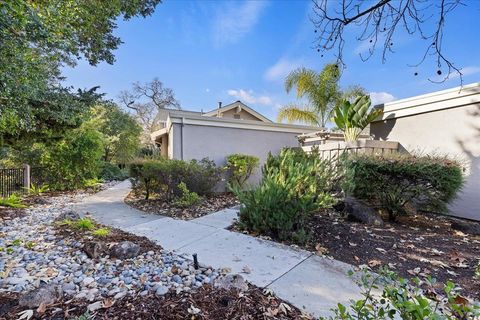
41;127;104;190
100;162;129;181
234;148;335;243
342;153;464;221
129;157;222;200
226;154;259;188
173;182;201;208
75;218;95;230
323;268;480;320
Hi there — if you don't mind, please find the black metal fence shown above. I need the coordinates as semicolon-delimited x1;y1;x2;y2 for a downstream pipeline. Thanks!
0;167;26;198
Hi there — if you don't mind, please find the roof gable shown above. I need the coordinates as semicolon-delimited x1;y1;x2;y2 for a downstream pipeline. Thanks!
203;101;272;123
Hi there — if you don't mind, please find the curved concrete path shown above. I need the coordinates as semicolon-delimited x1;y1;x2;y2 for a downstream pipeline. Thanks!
74;180;361;317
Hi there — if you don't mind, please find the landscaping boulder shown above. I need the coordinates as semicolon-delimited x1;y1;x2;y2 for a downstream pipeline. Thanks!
451;219;480;236
344;197;384;226
84;241;108;259
214;274;248;292
57;210;80;221
18;284;63;308
109;241;140;259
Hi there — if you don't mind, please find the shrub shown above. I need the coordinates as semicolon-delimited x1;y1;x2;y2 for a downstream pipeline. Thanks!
234;148;335;243
100;162;129;181
184;158;223;196
41;127;104;190
323;268;480;320
75;218;95;230
173;182;201;208
129;157;222;200
0;194;26;208
342;153;464;221
226;154;259;188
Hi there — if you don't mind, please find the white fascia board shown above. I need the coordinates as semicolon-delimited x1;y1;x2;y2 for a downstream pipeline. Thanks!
373;82;480;121
168;114;319;134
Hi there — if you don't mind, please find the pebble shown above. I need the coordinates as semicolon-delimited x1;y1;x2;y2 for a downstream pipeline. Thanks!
0;186;220;303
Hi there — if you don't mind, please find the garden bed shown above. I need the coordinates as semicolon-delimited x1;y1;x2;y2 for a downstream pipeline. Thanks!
125;192;239;220
0;284;305;319
232;211;480;300
1;188;304;320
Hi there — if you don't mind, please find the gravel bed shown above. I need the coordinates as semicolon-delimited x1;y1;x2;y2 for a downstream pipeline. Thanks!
0;191;218;305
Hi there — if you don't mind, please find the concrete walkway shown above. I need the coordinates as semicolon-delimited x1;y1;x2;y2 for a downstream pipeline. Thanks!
74;180;361;318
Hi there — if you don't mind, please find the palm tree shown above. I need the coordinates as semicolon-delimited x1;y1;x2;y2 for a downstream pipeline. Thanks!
277;64;364;128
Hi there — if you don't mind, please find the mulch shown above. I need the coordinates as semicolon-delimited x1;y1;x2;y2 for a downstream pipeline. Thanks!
53;216;163;255
125;192;239;220
233;211;480;300
0;284;307;320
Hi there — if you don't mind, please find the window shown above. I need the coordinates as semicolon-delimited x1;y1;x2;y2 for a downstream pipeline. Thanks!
234;114;241;119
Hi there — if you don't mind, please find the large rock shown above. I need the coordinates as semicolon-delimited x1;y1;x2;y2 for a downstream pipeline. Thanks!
451;219;480;236
214;274;248;292
83;241;108;259
109;241;140;259
18;284;63;308
57;210;80;221
344;197;384;226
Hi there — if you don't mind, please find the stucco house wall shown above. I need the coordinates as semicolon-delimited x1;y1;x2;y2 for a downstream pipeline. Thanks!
169;122;316;186
370;83;480;221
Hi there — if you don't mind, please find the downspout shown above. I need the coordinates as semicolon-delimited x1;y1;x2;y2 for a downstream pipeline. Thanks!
180;117;185;160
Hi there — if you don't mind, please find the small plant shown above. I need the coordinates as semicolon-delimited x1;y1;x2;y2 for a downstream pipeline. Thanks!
58;218;74;226
173;182;201;208
92;228;110;237
322;268;480;320
332;95;383;142
75;218;95;230
24;183;50;196
11;239;21;246
24;241;36;249
342;153;464;221
0;194;26;208
71;311;91;320
475;259;480;280
226;154;260;188
83;178;104;191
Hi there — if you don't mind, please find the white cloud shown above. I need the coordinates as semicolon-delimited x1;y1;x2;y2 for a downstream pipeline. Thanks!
227;89;273;106
264;58;303;82
369;92;396;106
213;1;268;46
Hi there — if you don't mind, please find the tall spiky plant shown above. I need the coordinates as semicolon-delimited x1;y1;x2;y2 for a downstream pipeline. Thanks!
332;95;383;142
277;64;365;127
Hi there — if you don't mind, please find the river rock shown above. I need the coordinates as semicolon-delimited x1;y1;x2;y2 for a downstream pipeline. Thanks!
18;284;63;308
109;241;140;259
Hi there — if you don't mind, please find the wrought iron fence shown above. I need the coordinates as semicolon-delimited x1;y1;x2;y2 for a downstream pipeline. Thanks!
0;167;26;198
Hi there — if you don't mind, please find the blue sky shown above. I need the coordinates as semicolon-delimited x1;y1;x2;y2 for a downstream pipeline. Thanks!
62;0;480;121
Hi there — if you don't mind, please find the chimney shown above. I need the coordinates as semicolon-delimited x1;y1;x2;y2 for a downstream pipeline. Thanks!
218;101;222;109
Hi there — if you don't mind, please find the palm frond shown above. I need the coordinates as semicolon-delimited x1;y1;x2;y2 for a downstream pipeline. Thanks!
276;104;320;126
284;68;318;98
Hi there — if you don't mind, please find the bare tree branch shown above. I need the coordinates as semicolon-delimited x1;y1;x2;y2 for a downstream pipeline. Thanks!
118;78;180;144
311;0;465;84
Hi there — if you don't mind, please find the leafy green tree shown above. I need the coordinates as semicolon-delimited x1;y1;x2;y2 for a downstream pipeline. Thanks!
0;0;161;145
277;64;365;127
88;103;142;164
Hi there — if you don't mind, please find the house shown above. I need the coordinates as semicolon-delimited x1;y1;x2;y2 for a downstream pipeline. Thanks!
370;82;480;221
151;100;320;184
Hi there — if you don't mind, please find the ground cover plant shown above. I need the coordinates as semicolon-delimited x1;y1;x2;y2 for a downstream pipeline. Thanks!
0;194;26;209
323;268;480;320
233;148;335;244
226;153;259;188
342;153;464;221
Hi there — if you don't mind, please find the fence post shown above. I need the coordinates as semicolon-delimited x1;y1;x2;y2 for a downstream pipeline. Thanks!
23;164;31;191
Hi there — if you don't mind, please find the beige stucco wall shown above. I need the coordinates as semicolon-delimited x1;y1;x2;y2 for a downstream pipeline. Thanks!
371;104;480;220
169;123;312;188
